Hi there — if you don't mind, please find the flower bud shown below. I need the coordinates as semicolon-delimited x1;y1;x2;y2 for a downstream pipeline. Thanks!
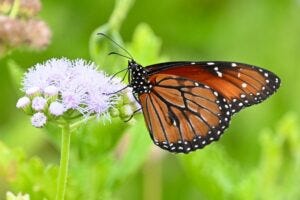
31;112;47;127
31;96;46;111
16;96;30;109
16;96;32;114
49;101;65;116
25;86;40;96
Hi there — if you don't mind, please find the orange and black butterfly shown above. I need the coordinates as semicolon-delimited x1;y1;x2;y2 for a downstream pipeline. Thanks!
98;34;281;154
127;60;280;153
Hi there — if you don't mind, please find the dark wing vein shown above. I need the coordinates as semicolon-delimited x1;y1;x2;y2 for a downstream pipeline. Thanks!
148;94;170;144
227;68;272;91
152;89;215;131
156;84;217;104
144;95;153;133
223;70;260;91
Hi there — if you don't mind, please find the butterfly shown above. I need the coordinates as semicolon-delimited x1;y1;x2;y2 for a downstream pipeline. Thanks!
127;60;281;153
97;33;281;154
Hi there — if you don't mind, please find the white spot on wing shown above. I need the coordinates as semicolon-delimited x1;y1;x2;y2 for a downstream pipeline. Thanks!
231;63;237;67
173;120;177;126
207;62;215;65
264;72;269;77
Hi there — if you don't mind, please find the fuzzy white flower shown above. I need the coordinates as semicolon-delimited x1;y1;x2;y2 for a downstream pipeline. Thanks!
22;58;125;118
6;191;30;200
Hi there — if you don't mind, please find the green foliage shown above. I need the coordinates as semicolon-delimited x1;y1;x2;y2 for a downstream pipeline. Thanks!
0;141;58;200
89;0;135;74
0;0;299;199
180;113;300;200
7;59;24;94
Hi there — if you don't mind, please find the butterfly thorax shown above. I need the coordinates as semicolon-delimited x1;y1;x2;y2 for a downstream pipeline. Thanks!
128;60;153;94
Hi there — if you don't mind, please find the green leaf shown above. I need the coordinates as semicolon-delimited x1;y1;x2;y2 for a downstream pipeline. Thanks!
7;59;24;94
179;145;241;199
73;119;127;160
127;23;167;65
255;113;300;200
104;116;151;193
89;25;127;74
0;141;58;200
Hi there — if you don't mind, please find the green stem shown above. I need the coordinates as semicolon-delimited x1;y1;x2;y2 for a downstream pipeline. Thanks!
69;115;96;131
108;0;135;31
9;0;20;18
55;124;71;200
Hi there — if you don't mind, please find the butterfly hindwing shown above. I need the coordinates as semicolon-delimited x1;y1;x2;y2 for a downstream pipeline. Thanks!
139;74;232;153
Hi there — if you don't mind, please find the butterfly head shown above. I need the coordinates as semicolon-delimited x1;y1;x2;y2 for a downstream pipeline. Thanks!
128;60;153;94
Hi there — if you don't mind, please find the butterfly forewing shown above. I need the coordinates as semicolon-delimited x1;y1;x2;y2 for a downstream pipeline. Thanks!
139;74;231;153
146;61;281;113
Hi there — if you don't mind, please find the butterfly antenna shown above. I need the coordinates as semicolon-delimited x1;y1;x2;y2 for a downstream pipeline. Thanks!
108;51;132;60
97;33;134;60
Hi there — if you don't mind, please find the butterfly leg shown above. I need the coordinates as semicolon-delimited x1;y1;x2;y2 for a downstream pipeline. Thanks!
103;85;130;95
124;108;142;122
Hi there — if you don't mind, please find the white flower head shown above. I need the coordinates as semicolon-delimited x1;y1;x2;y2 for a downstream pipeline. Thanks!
31;112;47;128
23;58;72;91
21;58;126;123
6;191;30;200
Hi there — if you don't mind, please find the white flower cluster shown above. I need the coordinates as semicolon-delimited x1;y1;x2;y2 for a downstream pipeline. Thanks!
6;191;30;200
16;58;125;127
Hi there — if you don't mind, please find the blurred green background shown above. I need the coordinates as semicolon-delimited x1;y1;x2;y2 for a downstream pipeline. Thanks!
1;0;300;199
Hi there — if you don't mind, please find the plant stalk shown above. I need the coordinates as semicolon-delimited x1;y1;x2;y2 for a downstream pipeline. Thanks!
109;0;135;31
55;124;71;200
9;0;20;18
